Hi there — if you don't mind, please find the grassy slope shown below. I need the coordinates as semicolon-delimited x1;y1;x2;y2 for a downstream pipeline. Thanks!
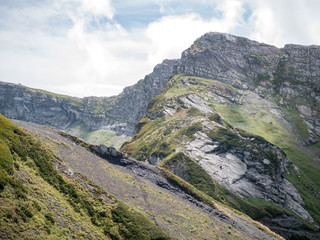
121;74;320;227
0;114;170;240
66;121;131;149
14;120;280;239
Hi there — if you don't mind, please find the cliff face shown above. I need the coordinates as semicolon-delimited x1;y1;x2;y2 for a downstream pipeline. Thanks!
0;59;181;147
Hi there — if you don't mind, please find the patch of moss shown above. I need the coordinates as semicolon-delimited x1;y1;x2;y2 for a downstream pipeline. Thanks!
159;167;216;210
112;202;170;240
208;112;222;124
181;122;202;139
161;152;216;196
285;106;309;140
187;107;202;116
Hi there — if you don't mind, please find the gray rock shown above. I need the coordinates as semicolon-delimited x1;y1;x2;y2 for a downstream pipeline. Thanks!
185;132;314;223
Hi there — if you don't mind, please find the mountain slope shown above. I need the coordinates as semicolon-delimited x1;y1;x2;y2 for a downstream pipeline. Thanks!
0;114;170;239
120;74;320;239
12;118;284;240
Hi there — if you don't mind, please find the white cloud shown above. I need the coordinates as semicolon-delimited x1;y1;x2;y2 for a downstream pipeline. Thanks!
248;3;284;46
146;0;245;65
81;0;114;19
248;0;320;47
0;0;319;97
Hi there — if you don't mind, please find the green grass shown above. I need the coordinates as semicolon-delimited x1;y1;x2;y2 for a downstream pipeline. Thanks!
159;167;217;210
187;107;202;116
284;106;309;140
66;121;130;149
25;86;84;108
0;114;171;239
161;152;216;195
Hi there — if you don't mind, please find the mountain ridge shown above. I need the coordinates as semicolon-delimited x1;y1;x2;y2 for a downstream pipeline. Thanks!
0;32;319;239
1;32;319;146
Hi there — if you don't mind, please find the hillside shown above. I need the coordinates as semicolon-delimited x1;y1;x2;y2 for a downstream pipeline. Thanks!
0;114;171;239
9;117;285;240
121;74;320;239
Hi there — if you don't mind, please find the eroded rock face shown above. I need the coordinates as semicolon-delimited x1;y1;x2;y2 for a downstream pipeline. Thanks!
105;59;180;127
185;132;313;222
179;32;281;91
0;82;80;130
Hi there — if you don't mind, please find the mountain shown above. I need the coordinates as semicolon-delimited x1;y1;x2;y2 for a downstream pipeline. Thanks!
1;33;319;148
121;74;320;239
0;59;179;148
0;114;284;239
120;33;320;238
1;32;320;239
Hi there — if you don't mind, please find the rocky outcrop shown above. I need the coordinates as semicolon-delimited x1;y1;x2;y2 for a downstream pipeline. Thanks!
185;131;313;222
105;59;180;125
0;82;81;129
178;32;281;91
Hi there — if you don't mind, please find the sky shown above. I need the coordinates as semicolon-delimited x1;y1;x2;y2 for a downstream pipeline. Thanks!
0;0;319;97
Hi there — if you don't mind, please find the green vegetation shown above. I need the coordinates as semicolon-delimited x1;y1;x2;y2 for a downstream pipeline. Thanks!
66;121;131;149
284;104;309;140
112;202;170;240
208;112;222;124
159;166;217;210
186;107;202;116
181;122;202;139
213;101;320;225
121;73;320;230
0;114;170;239
25;86;84;108
161;153;216;195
